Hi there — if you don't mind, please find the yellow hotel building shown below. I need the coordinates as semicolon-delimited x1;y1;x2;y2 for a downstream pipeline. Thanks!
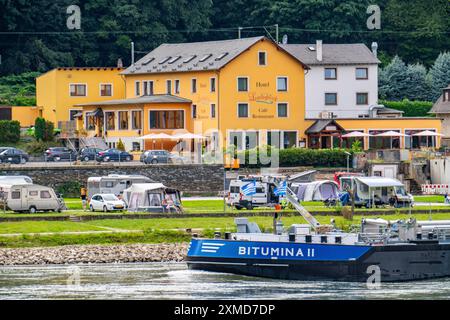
33;36;442;152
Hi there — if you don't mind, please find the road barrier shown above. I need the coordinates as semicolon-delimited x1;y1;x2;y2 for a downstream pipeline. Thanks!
421;184;450;195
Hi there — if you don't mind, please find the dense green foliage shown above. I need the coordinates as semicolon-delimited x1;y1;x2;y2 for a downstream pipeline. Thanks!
34;117;54;141
238;147;351;168
379;100;433;117
0;72;39;105
379;54;450;102
0;0;448;76
0;120;21;143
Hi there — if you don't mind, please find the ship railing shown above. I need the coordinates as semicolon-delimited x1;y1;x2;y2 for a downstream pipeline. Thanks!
359;232;389;244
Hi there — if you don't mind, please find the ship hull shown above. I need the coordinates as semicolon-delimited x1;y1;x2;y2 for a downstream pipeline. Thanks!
186;239;450;282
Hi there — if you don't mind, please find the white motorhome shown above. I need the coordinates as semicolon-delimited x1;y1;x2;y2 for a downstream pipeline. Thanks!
87;174;153;199
2;184;65;213
341;176;414;208
227;176;281;210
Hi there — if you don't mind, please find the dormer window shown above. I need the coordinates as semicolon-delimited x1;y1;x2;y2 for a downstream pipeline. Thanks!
168;56;181;64
444;89;450;102
184;55;196;63
199;54;212;62
159;57;171;64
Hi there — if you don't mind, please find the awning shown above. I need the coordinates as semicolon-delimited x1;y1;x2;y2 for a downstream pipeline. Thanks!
86;108;103;117
72;111;83;118
355;177;404;188
138;133;173;140
172;132;205;140
412;130;443;137
341;131;372;138
375;130;409;137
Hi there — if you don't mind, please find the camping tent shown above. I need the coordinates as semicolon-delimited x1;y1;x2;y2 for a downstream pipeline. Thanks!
122;183;182;213
292;180;339;201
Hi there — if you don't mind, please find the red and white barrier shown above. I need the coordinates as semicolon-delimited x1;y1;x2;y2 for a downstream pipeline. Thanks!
421;184;450;195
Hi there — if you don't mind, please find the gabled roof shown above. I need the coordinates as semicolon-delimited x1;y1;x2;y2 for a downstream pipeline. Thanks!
281;43;380;65
75;94;191;106
122;36;308;75
430;85;450;114
306;119;344;134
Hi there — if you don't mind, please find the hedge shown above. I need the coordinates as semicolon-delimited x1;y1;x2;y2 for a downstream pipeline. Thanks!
379;99;433;117
0;120;20;143
237;147;351;168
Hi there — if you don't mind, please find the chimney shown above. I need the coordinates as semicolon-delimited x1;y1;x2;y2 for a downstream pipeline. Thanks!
117;58;123;68
371;42;378;58
316;40;323;62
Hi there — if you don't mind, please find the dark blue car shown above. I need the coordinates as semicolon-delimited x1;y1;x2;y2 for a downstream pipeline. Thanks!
96;149;133;162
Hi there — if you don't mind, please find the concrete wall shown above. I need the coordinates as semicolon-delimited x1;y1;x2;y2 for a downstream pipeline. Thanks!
0;164;223;195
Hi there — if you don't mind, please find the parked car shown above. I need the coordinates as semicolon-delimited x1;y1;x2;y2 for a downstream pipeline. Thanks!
78;147;104;162
0;147;29;164
96;149;133;162
89;193;126;212
44;147;77;162
140;150;187;164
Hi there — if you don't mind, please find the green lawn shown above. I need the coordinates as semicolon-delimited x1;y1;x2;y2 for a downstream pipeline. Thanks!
0;221;105;234
414;195;445;203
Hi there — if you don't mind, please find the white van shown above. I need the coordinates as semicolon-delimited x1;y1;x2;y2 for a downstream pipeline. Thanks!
3;184;65;213
227;177;280;210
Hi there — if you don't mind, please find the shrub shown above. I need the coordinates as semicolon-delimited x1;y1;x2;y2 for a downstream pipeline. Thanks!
379;99;433;117
34;117;54;141
0;120;20;143
117;138;125;151
55;181;82;198
25;140;60;156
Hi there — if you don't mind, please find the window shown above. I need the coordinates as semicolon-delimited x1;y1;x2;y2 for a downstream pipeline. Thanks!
166;80;172;94
184;55;196;63
199;54;212;62
40;190;51;199
191;79;197;93
210;78;216;92
135;81;141;96
258;52;267;65
143;81;154;96
216;52;228;60
277;103;288;117
11;191;20;199
245;131;259;149
237;77;248;92
211;104;216;118
168;56;181;64
238;103;249;118
100;84;112;96
105;112;115;130
159;57;171;64
267;131;281;149
325;93;337;105
149;110;184;129
356;68;368;80
131;111;142;130
324;68;337;80
118;111;129;130
70;84;87;96
192;105;197;119
132;142;141;151
283;131;297;149
277;77;288;92
356;93;369;105
174;80;180;94
29;191;38;196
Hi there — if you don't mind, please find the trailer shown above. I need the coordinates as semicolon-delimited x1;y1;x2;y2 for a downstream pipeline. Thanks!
87;174;153;199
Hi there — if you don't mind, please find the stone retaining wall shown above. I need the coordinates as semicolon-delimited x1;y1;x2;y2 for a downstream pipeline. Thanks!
0;164;223;195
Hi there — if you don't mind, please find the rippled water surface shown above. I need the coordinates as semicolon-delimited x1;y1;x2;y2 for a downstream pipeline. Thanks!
1;263;450;299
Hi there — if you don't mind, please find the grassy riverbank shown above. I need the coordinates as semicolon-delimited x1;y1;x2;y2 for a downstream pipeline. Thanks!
1;212;450;247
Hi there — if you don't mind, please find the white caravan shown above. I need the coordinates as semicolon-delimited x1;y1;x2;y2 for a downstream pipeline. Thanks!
87;174;152;199
2;184;65;213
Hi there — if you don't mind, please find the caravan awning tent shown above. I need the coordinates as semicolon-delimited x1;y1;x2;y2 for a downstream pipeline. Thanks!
293;180;339;201
122;183;181;212
355;177;404;188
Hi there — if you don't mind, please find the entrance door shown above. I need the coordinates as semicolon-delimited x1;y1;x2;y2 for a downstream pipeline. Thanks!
321;136;331;148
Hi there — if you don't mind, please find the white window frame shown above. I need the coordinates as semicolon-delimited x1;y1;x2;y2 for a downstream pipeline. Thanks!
281;130;298;149
99;83;113;97
148;109;186;130
368;128;402;149
174;79;180;94
192;104;197;119
210;103;216;118
276;76;288;92
104;110;117;131
68;109;82;121
191;78;197;93
258;51;267;66
356;92;369;105
237;76;249;92
166;80;172;94
355;67;369;80
237;102;249;118
143;81;154;96
117;110;130;131
277;102;289;118
325;92;338;105
69;83;87;97
135;81;141;97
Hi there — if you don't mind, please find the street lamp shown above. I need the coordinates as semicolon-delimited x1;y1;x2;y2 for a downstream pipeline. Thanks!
344;151;351;172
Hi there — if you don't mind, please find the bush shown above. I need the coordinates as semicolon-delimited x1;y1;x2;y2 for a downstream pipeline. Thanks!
238;147;352;168
55;181;82;198
34;117;54;141
0;120;20;143
24;140;60;156
117;138;125;151
379;99;433;117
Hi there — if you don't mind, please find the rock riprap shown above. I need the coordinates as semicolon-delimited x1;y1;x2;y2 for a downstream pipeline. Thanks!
0;243;189;265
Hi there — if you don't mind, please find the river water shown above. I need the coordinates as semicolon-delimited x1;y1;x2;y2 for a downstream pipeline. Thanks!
0;263;449;300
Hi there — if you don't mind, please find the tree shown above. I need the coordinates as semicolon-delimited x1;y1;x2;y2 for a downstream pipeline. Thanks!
427;52;450;101
403;63;429;101
117;138;125;151
43;120;54;142
34;117;46;141
379;56;408;101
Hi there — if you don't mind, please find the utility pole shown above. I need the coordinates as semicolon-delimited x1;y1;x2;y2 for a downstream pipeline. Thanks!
275;24;279;43
131;41;135;65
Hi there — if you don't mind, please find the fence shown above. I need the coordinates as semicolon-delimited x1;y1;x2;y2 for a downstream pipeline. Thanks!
421;184;450;195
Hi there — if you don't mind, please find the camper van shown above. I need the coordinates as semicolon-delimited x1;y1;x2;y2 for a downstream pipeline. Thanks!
2;184;65;213
340;176;414;208
87;174;153;199
227;176;281;210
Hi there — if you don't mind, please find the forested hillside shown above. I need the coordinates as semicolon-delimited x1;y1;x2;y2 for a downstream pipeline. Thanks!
0;0;449;75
